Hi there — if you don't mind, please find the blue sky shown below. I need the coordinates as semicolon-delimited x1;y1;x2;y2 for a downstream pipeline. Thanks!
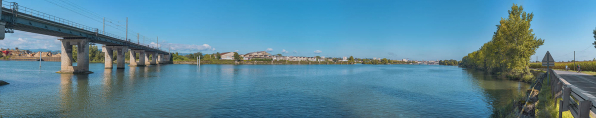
2;0;596;61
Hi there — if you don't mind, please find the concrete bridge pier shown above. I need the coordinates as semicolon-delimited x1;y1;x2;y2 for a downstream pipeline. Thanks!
144;52;156;65
149;52;157;65
157;54;163;64
103;46;128;69
129;50;146;66
102;46;113;69
57;38;92;74
0;22;6;40
115;46;128;69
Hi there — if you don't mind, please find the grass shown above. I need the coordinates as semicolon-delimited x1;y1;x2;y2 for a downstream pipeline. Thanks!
535;70;573;118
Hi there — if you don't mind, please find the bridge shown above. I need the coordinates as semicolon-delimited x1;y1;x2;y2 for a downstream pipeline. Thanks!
0;1;171;74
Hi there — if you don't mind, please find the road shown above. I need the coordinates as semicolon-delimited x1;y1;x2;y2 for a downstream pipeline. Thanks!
553;70;596;96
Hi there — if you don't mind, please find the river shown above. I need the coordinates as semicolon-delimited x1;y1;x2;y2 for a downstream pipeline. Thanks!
0;61;528;117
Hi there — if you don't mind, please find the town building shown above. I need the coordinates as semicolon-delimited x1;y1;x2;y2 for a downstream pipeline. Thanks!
219;52;235;60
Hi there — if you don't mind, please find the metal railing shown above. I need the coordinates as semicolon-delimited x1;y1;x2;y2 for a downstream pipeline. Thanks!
550;69;596;118
0;0;162;52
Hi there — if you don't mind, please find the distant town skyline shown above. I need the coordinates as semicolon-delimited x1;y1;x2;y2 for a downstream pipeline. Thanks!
1;0;596;61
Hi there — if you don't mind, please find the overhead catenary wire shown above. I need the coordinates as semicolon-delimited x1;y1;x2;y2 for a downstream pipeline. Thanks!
39;0;162;49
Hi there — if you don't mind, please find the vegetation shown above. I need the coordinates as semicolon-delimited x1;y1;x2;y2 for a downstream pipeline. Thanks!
439;59;459;66
348;56;354;64
460;4;544;80
185;52;203;60
233;52;242;61
72;45;105;63
530;61;596;72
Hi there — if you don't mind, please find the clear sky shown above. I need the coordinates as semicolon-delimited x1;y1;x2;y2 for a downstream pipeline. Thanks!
1;0;596;61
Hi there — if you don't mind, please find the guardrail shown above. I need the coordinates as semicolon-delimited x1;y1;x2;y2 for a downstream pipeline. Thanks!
549;69;596;118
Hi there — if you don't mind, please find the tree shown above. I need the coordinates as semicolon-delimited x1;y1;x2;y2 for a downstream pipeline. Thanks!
185;52;203;59
593;28;596;48
204;54;212;60
381;58;388;64
233;52;242;61
348;56;354;64
460;4;544;80
276;54;282;56
215;52;221;60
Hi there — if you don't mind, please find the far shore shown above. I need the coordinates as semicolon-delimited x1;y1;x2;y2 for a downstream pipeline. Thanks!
0;59;424;65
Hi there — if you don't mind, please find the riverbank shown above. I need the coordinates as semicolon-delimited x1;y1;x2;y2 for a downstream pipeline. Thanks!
174;60;356;65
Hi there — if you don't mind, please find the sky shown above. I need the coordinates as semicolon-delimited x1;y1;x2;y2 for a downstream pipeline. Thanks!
1;0;596;61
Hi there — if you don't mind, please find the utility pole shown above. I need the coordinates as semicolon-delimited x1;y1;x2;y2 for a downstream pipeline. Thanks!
126;17;128;41
137;33;139;44
574;51;576;71
102;17;105;35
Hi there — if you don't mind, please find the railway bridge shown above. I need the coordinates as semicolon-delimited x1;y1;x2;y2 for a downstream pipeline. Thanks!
0;1;171;74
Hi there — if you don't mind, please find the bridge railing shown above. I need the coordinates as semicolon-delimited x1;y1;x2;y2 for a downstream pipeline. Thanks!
550;69;596;118
1;0;164;52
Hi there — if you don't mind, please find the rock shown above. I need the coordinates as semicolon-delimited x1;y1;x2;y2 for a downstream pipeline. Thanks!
0;80;9;86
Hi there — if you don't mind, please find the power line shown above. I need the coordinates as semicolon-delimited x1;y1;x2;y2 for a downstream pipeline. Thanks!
43;0;103;23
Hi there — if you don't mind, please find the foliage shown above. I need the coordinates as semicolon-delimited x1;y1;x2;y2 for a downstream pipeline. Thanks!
460;4;544;80
88;45;104;62
172;52;192;61
593;27;596;48
530;61;596;72
348;56;354;64
233;52;242;61
71;45;104;62
185;52;203;60
215;52;221;59
439;59;459;66
276;54;282;56
380;58;388;64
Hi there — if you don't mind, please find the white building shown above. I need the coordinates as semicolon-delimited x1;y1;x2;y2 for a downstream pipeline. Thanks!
402;59;408;62
220;52;235;60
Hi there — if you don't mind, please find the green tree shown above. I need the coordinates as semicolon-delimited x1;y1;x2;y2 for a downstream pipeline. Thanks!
348;56;354;64
233;52;242;61
215;52;221;59
460;4;544;80
72;45;77;62
276;54;282;56
593;28;596;48
381;58;388;64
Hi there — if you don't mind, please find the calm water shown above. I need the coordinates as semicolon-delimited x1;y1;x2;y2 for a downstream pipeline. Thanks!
0;61;528;117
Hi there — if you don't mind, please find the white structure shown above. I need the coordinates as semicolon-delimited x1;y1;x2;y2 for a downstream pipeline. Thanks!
402;59;408;62
342;57;348;61
220;52;235;60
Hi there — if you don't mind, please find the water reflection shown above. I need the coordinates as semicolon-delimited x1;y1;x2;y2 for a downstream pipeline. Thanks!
59;74;89;117
462;69;529;114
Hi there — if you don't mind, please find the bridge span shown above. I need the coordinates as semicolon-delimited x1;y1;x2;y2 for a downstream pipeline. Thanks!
0;1;171;74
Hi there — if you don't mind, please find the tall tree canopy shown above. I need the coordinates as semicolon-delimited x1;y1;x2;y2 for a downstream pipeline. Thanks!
460;4;544;80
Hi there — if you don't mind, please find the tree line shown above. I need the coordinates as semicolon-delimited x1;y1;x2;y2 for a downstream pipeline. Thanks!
438;59;459;66
459;4;544;80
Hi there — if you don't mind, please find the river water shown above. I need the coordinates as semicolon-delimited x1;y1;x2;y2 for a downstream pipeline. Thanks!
0;61;528;117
